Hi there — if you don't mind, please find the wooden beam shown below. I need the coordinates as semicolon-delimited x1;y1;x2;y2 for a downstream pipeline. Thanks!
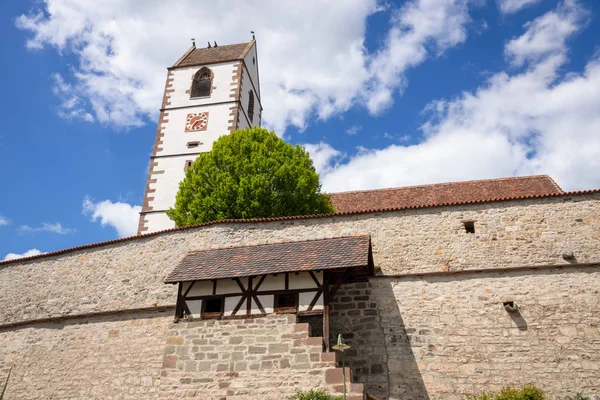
253;295;265;314
231;295;246;317
235;278;246;292
308;271;321;288
182;281;196;298
329;267;353;299
254;275;266;292
175;282;184;319
285;272;289;290
306;288;323;312
246;277;253;315
212;279;217;296
322;272;330;352
184;287;317;301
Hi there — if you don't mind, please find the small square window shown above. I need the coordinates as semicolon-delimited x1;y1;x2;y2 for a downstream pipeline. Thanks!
187;141;201;149
184;160;193;172
201;297;223;319
464;221;475;234
274;293;298;313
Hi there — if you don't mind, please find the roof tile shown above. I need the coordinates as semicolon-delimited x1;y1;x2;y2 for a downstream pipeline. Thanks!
164;235;371;283
330;175;562;213
174;42;252;68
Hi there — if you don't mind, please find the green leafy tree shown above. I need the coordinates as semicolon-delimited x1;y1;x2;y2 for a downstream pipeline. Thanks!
167;127;334;226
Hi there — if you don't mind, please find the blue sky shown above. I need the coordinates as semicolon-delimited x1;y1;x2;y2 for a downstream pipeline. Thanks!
1;0;599;260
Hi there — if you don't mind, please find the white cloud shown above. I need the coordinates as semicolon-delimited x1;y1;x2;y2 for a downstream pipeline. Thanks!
346;125;362;135
3;249;44;261
52;73;95;122
364;0;470;114
303;142;343;176
16;0;473;133
0;216;9;227
505;0;586;66
317;1;600;193
497;0;543;14
18;222;76;235
82;197;141;238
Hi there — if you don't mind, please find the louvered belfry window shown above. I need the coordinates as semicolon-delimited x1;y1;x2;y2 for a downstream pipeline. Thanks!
191;68;212;98
248;90;255;123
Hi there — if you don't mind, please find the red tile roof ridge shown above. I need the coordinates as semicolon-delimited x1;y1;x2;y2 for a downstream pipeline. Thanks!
0;187;598;267
328;175;562;196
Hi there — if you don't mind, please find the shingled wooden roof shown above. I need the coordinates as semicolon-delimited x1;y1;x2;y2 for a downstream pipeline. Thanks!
173;41;253;68
164;235;371;283
329;175;562;213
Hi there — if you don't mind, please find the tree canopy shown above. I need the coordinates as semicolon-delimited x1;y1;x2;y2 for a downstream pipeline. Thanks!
167;127;335;226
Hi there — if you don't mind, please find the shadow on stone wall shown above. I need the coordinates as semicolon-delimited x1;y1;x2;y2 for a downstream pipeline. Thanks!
329;281;429;399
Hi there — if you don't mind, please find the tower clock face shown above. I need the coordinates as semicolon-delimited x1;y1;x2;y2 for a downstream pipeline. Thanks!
185;112;209;132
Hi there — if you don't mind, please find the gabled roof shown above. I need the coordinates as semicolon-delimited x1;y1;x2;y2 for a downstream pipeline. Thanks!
173;41;253;68
164;235;372;283
330;175;562;213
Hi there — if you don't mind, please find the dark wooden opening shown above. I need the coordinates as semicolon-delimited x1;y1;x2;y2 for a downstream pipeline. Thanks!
201;297;224;319
274;292;298;314
298;314;323;337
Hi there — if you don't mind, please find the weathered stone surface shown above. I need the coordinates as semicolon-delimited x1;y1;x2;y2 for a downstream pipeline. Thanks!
0;311;171;399
1;194;599;326
158;314;361;399
0;194;599;399
330;270;600;399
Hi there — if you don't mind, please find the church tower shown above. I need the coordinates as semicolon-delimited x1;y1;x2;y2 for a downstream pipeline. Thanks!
138;40;262;234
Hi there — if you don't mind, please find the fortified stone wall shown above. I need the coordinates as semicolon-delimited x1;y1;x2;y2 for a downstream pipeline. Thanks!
329;267;600;399
0;310;172;399
1;194;598;327
1;194;599;399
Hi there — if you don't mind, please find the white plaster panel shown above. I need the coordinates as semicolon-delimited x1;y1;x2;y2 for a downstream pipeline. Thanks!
259;295;273;314
224;296;242;317
258;275;285;291
159;105;232;156
299;291;323;312
168;62;237;108
289;272;320;290
252;295;273;314
217;278;246;295
238;64;260;128
143;212;176;233
243;43;261;100
187;299;202;317
186;281;212;297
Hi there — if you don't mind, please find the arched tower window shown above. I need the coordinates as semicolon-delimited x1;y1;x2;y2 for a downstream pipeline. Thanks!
248;90;255;123
191;67;212;98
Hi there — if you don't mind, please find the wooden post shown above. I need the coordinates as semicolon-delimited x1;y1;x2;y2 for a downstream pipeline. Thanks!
323;272;330;352
175;282;184;320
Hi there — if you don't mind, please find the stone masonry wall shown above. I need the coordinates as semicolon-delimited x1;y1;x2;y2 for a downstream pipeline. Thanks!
158;314;363;400
0;310;172;399
330;267;600;400
0;194;599;399
1;194;598;327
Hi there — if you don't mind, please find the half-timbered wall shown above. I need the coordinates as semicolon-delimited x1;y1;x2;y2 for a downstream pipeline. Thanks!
180;271;324;319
